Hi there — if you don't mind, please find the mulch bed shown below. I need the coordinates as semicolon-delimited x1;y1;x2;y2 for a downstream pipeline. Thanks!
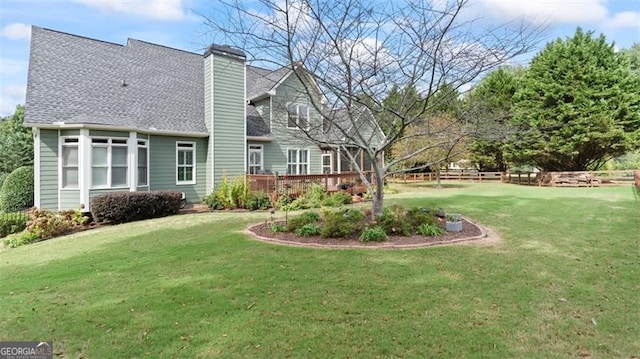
247;217;486;249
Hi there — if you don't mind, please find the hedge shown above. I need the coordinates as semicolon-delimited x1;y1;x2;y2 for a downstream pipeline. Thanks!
91;190;182;224
0;166;34;212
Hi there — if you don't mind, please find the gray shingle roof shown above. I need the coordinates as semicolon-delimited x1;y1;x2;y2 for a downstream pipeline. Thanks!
246;65;290;100
246;105;272;137
25;27;207;134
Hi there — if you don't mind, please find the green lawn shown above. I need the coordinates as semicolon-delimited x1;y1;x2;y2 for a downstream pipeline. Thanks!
1;183;638;358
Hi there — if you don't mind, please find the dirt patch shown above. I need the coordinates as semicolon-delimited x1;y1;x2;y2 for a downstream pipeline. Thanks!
246;217;496;249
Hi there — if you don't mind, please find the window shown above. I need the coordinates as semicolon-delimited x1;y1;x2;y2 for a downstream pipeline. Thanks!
248;145;263;174
137;140;148;186
287;103;309;129
91;138;128;188
321;152;332;174
62;138;79;188
287;149;309;175
177;142;195;184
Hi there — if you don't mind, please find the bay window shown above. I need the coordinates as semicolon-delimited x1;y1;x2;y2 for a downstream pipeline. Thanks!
137;140;148;186
61;138;79;188
91;138;128;188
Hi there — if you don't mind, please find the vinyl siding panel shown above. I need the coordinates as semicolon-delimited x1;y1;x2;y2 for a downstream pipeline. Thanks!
60;190;80;209
89;130;129;138
211;55;245;184
148;135;207;204
267;73;321;174
204;55;213;190
39;129;59;210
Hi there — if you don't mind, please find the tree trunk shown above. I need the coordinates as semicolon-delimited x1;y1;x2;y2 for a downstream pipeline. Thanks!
371;169;385;220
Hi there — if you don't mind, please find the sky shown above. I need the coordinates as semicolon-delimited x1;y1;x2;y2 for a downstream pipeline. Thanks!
0;0;639;117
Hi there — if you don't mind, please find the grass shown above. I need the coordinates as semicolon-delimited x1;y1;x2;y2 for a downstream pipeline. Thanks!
1;183;639;358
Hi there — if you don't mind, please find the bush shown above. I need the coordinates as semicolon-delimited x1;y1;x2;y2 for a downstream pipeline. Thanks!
91;190;181;224
322;192;352;207
0;166;34;212
269;222;286;233
276;194;294;210
0;211;29;238
406;206;439;229
359;226;388;242
321;208;365;238
0;172;8;188
306;184;327;207
417;223;445;236
245;192;272;210
376;205;412;236
295;223;322;237
4;230;39;248
287;211;320;232
204;176;250;210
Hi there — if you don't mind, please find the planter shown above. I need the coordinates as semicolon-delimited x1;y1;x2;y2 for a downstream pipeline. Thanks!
445;214;462;232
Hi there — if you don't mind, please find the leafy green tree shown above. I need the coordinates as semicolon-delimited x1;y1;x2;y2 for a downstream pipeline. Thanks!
466;67;522;171
511;28;640;171
0;105;33;174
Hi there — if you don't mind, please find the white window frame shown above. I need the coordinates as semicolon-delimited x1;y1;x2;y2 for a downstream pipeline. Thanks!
90;137;129;189
287;148;310;175
321;152;333;174
137;140;149;187
248;144;264;174
176;141;196;185
287;103;309;130
61;137;79;189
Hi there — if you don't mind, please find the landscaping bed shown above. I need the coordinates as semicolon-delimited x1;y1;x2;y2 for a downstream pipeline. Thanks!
248;217;484;248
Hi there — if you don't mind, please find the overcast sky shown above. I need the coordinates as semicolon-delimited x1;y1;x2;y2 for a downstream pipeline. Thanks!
1;0;639;117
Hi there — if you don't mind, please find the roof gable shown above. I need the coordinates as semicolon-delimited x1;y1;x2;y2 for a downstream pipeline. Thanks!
25;26;206;134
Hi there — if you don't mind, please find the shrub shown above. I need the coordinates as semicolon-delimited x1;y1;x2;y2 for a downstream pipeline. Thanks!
406;206;439;229
295;223;322;237
204;176;250;210
24;208;75;239
417;223;445;236
0;211;29;238
0;172;8;188
269;222;287;233
4;230;39;248
306;184;327;207
0;166;34;212
91;190;181;224
376;205;412;236
276;194;294;210
287;211;320;232
322;191;352;207
245;192;272;210
360;226;388;242
321;208;365;238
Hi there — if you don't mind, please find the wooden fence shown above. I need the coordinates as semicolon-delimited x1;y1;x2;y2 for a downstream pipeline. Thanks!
390;171;505;183
247;172;373;198
390;169;639;187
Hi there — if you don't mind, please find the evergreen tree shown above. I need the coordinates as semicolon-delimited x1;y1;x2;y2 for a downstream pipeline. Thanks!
0;105;33;174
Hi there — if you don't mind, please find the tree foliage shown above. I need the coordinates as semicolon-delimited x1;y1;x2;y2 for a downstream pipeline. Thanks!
207;0;543;216
465;67;522;171
0;105;33;174
510;28;640;171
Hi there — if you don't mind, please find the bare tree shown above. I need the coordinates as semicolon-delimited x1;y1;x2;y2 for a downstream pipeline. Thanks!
202;0;544;217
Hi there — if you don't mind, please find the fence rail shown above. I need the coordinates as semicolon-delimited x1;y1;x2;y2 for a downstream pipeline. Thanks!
247;172;373;199
390;171;505;183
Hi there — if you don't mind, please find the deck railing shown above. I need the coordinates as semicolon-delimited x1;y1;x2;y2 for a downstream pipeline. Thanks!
247;172;373;198
390;171;505;183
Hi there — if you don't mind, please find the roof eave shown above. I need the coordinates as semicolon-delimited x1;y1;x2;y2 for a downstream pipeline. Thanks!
24;122;210;138
246;135;275;142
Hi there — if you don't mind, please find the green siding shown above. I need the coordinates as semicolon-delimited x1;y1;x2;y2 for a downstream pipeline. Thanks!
204;55;213;190
211;54;245;185
39;129;59;210
148;135;207;204
60;190;80;210
60;129;79;136
137;133;149;140
264;73;322;174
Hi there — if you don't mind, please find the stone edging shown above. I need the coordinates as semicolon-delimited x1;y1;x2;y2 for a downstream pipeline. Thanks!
243;216;488;250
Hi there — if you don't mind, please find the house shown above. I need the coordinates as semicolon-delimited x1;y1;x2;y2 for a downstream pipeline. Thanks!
24;27;384;210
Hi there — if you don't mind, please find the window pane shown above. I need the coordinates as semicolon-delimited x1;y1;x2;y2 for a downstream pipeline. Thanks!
185;168;193;181
178;167;185;182
137;166;147;186
185;150;193;165
63;168;78;188
287;164;296;175
138;147;147;166
299;105;308;129
300;150;308;163
322;155;331;166
92;147;108;166
288;150;297;162
300;164;308;174
92;167;108;187
112;147;127;166
112;167;127;187
178;151;185;165
63;146;78;166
